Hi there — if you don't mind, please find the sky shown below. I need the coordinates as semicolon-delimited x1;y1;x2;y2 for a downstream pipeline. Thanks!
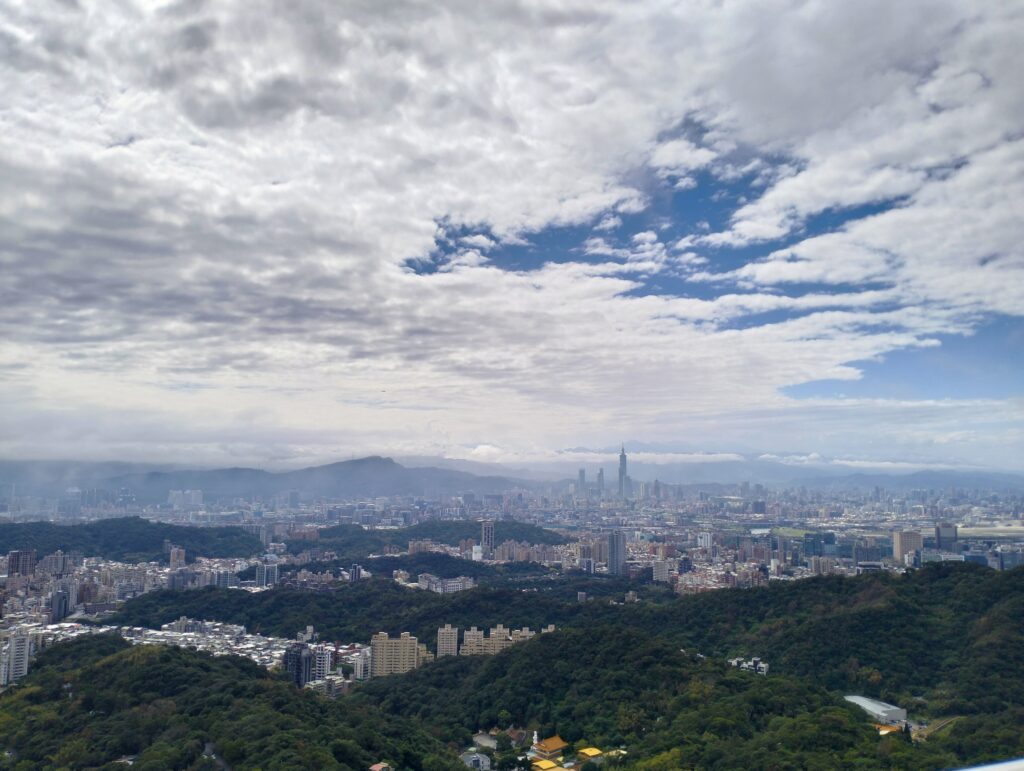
1;0;1023;474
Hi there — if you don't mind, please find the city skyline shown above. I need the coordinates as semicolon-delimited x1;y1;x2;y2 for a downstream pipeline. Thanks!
2;1;1023;472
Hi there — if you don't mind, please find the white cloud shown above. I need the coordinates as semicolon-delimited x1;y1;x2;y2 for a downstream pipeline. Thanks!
0;0;1021;470
460;234;497;251
649;138;717;179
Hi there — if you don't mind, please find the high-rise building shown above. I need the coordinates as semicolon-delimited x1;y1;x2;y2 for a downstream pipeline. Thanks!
6;550;36;576
49;590;70;623
283;643;313;687
935;523;958;551
892;530;924;560
353;648;371;681
456;625;544;656
618;445;628;498
597;468;604;496
608;531;627;576
370;632;427;677
460;626;486;656
509;627;538;644
255;561;279;587
0;633;32;686
349;564;363;581
697;532;713;550
481;520;495;558
652;560;671;583
38;550;69;576
169;547;186;569
485;625;513;654
437;624;459;657
311;644;335;681
577;469;586;496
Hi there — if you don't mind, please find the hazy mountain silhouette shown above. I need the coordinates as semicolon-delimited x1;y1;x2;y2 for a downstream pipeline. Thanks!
105;456;534;502
2;457;1022;502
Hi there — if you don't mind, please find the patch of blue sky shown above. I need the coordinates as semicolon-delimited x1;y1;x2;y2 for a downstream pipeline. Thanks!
783;315;1024;400
410;169;904;309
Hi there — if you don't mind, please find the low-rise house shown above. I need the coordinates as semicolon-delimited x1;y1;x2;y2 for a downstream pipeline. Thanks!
532;735;568;761
460;751;492;770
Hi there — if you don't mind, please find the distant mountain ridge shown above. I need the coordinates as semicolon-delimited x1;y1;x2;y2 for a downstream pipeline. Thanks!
0;456;535;502
2;456;1023;501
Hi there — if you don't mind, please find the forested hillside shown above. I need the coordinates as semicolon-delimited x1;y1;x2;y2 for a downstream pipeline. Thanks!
109;577;638;642
113;563;1024;708
27;564;1024;768
399;520;570;546
0;517;565;568
0;634;462;771
287;520;569;560
356;627;966;770
0;517;262;563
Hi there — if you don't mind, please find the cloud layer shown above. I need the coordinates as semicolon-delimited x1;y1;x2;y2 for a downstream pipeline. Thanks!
1;0;1022;470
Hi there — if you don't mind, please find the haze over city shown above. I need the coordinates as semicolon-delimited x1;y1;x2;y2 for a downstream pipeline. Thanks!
2;0;1023;475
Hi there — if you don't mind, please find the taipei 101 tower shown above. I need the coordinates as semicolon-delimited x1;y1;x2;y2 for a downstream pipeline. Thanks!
618;445;627;498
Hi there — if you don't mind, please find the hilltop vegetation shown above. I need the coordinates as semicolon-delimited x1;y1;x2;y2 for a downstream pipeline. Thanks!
0;516;563;569
0;517;262;564
0;633;462;771
109;576;638;642
399;519;570;546
25;564;1024;768
364;553;552;581
115;563;1024;710
239;552;552;585
348;564;1024;768
357;626;962;770
289;520;568;555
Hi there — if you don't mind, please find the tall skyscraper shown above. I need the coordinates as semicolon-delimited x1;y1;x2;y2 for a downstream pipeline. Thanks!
437;624;459;657
618;445;628;498
577;468;586;495
608;531;627;576
597;468;604;496
481;520;495;558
